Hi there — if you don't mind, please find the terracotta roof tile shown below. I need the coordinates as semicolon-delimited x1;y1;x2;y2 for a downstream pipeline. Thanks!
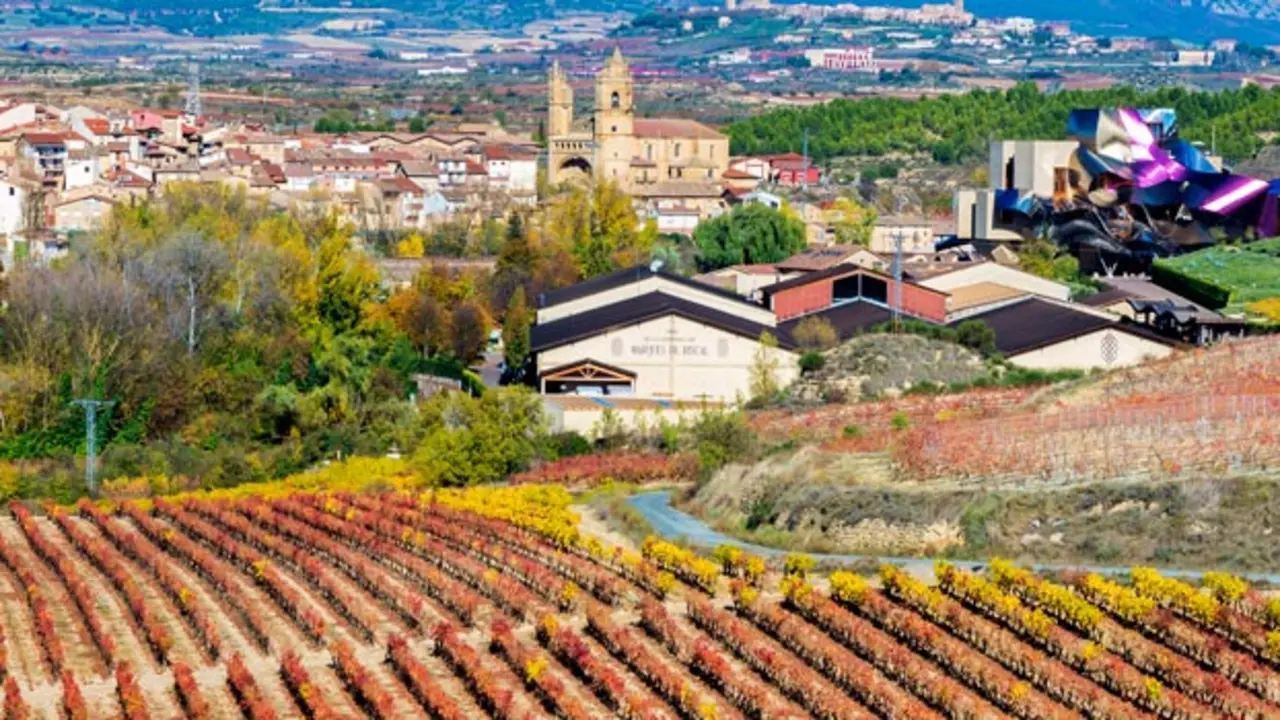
22;131;65;145
633;118;723;140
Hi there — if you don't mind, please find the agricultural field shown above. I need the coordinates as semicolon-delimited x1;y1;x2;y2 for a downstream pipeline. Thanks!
2;484;1279;719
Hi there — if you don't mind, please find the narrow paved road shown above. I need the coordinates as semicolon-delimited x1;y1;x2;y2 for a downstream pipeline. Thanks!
626;491;1280;584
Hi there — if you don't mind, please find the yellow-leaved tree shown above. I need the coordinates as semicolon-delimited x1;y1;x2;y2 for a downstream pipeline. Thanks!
536;181;653;279
395;234;426;258
828;196;877;246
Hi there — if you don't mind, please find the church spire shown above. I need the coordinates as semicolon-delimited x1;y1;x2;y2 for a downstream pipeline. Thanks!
607;46;626;71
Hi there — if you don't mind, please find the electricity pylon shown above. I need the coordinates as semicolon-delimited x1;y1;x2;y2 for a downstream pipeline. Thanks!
71;399;113;499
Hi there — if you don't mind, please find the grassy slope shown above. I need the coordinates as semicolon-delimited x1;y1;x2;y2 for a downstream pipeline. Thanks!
1161;239;1280;313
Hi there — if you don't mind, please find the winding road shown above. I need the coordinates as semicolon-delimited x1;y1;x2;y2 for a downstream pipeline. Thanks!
626;490;1280;584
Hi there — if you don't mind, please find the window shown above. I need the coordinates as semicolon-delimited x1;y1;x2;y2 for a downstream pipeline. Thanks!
611;125;617;133
710;146;715;160
1053;167;1069;196
7;187;13;197
674;143;681;158
646;144;653;160
611;91;620;109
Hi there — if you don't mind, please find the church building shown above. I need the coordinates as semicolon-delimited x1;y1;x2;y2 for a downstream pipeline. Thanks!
546;50;730;216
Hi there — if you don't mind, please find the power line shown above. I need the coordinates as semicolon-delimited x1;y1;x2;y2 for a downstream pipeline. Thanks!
71;399;113;499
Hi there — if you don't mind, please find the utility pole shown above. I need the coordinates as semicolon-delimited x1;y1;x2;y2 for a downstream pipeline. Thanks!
891;195;906;333
72;399;113;499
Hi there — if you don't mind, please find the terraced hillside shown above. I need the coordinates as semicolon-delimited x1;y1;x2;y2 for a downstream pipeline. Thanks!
1;486;1277;719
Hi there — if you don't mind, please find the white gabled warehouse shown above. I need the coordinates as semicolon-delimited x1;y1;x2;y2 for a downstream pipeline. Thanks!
960;297;1178;370
916;261;1072;302
531;265;799;402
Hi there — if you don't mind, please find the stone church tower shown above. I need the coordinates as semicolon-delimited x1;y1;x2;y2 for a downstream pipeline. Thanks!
547;60;573;139
545;48;728;194
546;60;594;184
593;48;635;184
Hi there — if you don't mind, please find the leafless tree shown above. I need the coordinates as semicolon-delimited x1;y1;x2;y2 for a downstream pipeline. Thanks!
142;230;231;356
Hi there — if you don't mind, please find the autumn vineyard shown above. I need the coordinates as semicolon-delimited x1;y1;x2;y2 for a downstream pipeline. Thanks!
0;482;1276;719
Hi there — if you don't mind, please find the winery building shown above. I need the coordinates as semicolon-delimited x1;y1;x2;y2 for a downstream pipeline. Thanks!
531;266;800;403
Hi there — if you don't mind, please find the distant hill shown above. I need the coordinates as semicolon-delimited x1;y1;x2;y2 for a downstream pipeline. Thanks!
725;84;1280;166
59;0;652;36
815;0;1280;44
42;0;1280;41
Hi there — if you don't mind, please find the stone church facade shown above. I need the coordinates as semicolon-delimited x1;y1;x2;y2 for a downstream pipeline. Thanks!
546;49;729;214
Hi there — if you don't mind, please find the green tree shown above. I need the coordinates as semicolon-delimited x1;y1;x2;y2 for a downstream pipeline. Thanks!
686;407;756;481
501;287;532;382
828;196;877;246
694;204;807;271
490;210;534;313
748;331;783;403
550;182;652;279
408;115;428;133
954;320;998;358
1019;238;1080;282
412;387;546;486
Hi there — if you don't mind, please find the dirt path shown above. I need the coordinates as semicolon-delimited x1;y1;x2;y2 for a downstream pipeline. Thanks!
34;516;184;718
62;517;208;669
107;515;251;718
571;503;640;553
0;518;107;680
0;564;48;687
135;514;335;718
611;603;740;717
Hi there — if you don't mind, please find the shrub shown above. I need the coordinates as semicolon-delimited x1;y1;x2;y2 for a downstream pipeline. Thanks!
783;553;815;577
842;424;863;438
688;408;757;480
0;463;18;503
792;317;839;352
890;412;911;431
799;351;826;374
954;320;997;357
545;432;592;459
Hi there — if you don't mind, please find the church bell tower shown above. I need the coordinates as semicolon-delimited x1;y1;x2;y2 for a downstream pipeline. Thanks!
547;60;573;139
593;48;635;184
